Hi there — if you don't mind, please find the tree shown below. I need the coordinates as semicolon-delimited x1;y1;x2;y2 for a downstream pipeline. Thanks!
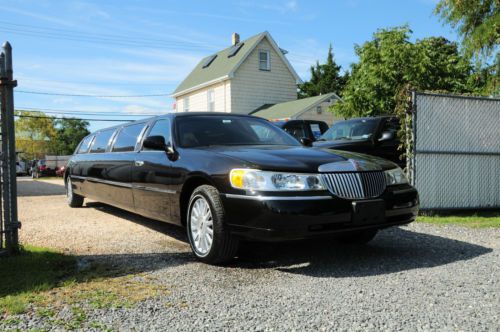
435;0;498;59
333;26;474;118
15;111;56;159
51;118;90;155
299;44;348;98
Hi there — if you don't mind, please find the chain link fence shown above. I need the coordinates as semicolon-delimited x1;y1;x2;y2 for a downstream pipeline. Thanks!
409;92;500;210
0;41;19;254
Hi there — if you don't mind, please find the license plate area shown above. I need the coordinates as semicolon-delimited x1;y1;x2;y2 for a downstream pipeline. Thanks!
352;199;385;225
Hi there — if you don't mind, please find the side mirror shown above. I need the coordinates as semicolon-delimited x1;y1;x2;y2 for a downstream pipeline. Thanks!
143;135;167;151
300;137;313;147
378;131;394;142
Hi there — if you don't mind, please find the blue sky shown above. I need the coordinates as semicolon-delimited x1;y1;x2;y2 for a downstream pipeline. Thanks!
2;0;457;131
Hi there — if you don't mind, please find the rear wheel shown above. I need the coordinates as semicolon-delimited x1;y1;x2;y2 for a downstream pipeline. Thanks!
338;229;378;244
187;185;239;264
66;177;84;207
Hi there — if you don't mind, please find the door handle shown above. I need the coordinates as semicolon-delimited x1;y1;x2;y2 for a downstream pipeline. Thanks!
135;160;144;167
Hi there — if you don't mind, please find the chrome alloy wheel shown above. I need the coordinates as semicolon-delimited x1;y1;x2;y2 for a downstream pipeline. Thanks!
189;195;214;256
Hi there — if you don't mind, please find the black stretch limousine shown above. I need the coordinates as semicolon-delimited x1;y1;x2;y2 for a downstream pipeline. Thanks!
66;113;419;264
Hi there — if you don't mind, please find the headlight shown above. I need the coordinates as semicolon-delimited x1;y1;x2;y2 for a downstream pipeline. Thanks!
230;169;325;191
385;167;408;186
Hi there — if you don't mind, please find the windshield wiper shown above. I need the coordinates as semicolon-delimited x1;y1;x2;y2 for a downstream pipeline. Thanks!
334;136;351;140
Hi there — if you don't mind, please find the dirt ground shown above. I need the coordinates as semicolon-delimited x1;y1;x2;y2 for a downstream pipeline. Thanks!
17;177;189;256
11;177;500;331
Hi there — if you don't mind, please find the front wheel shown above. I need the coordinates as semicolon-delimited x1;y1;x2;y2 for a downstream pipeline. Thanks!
187;185;239;264
337;229;378;244
66;177;84;208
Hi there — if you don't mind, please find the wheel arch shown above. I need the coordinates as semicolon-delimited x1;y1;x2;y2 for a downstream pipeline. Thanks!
179;174;217;227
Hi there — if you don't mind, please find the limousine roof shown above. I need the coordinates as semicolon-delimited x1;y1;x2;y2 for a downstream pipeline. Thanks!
87;112;262;135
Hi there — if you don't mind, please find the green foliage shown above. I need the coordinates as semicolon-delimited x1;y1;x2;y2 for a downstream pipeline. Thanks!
15;111;56;159
333;26;475;118
435;0;499;59
299;44;348;98
51;118;90;155
15;112;90;158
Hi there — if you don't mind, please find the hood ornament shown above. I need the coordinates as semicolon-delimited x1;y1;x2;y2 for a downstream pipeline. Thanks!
318;159;382;172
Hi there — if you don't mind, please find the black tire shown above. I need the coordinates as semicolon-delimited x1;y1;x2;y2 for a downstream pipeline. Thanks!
66;177;84;208
337;229;378;244
186;185;239;264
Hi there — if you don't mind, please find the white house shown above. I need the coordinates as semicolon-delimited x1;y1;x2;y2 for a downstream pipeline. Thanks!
173;31;341;123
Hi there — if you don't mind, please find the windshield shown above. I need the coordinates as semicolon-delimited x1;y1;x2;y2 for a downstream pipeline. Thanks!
319;118;379;141
175;116;300;148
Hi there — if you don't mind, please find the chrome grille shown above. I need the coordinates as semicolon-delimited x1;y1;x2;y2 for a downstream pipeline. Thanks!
321;171;387;199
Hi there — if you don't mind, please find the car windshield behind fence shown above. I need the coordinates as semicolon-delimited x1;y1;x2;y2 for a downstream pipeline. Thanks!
176;116;300;147
319;118;379;141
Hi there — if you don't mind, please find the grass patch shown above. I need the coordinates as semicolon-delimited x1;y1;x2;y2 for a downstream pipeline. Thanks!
0;245;76;315
417;211;500;228
0;245;169;326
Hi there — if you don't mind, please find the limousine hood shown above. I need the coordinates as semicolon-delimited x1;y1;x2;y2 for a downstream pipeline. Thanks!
207;145;397;172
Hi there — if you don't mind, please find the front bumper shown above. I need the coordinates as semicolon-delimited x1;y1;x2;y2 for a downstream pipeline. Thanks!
221;185;418;241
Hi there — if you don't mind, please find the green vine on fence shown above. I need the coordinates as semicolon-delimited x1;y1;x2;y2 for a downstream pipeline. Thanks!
394;84;414;173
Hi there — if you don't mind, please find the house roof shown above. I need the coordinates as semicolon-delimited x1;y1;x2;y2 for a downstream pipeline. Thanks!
250;93;340;120
172;31;302;97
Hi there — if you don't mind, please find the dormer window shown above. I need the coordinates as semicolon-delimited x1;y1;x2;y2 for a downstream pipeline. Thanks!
259;50;270;71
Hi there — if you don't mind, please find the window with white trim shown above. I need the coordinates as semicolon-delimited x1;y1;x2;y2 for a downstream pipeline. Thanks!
259;50;270;71
207;89;215;112
183;97;190;112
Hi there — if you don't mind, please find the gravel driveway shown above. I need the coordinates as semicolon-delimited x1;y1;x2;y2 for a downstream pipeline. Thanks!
9;178;500;331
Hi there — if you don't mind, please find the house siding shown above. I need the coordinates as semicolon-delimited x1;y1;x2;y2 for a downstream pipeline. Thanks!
230;38;297;114
296;100;343;124
176;80;231;113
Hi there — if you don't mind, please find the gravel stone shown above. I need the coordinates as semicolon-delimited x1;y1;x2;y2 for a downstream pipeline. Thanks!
4;178;499;331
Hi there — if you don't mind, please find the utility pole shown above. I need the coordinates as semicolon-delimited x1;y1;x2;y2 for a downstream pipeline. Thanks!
0;41;20;254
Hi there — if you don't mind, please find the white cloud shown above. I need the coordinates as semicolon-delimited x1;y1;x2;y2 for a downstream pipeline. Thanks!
285;0;299;12
2;7;77;27
238;0;300;13
68;1;111;20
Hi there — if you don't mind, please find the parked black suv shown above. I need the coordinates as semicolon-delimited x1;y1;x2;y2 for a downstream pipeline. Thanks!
313;116;403;167
66;113;418;264
273;119;329;143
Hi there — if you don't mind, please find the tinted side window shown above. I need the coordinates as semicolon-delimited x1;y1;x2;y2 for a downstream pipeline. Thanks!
112;123;145;152
77;135;94;154
144;119;171;150
283;123;306;140
90;129;115;153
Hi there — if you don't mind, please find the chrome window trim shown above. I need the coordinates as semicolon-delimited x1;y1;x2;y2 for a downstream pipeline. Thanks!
86;177;133;188
133;185;176;194
70;175;176;194
224;193;333;201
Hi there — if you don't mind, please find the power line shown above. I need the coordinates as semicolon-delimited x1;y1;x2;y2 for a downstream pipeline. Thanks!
0;20;217;48
0;25;218;52
15;114;133;122
17;77;170;86
16;90;170;98
16;107;166;117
